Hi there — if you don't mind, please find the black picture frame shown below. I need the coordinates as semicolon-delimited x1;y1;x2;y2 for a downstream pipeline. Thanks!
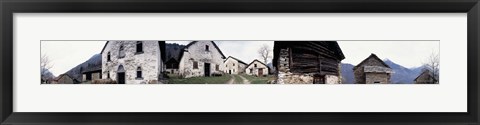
1;0;479;124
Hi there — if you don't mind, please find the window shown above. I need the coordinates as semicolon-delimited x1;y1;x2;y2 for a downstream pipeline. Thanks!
205;45;209;51
254;64;257;68
193;61;198;69
107;52;111;61
136;67;142;79
216;65;219;71
119;45;125;58
374;81;380;84
233;63;235;66
136;41;143;53
107;71;110;79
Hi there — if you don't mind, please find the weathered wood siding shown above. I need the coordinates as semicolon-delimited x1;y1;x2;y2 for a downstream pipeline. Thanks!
274;41;344;84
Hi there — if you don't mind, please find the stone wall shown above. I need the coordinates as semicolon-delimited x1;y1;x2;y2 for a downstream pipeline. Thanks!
178;41;225;78
365;73;390;84
102;41;163;84
325;75;340;84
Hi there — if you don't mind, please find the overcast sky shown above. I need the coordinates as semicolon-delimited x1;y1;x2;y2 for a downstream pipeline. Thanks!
338;41;439;68
42;40;438;77
41;41;107;76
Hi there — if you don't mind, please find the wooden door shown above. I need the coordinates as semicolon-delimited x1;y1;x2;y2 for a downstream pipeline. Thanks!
204;63;211;77
258;68;263;76
117;72;125;84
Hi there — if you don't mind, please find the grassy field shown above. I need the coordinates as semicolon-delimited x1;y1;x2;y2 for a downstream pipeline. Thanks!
233;75;244;84
167;74;232;84
241;74;275;84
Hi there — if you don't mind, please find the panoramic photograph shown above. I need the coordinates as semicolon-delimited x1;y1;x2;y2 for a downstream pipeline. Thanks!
40;40;439;84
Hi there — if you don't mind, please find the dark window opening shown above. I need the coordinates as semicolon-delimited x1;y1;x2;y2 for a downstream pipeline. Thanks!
136;67;143;79
119;45;125;58
216;65;219;71
107;52;111;61
86;73;92;81
254;64;257;68
107;71;110;79
136;41;143;53
205;45;209;51
193;61;198;69
374;81;380;84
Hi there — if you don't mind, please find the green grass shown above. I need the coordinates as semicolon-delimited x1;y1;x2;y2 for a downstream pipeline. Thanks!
241;74;275;84
167;74;232;84
233;75;244;84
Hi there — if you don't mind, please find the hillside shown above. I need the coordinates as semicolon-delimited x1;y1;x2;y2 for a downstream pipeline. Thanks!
64;54;102;82
165;43;186;61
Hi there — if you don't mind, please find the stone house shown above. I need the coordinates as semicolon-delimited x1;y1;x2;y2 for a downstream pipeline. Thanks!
273;41;345;84
54;74;79;84
353;53;393;84
178;41;226;78
223;56;248;74
100;41;166;84
245;59;270;77
414;70;438;84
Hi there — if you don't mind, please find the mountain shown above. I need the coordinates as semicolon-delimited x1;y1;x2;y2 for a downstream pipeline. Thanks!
341;60;424;84
384;59;423;84
64;54;102;82
341;63;355;84
41;68;56;79
165;43;186;61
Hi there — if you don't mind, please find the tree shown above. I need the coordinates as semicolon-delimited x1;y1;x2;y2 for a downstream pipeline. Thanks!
41;54;53;82
258;44;272;64
423;51;439;81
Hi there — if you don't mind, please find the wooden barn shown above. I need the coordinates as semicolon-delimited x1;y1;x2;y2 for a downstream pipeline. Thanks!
224;56;248;74
414;70;438;84
245;59;270;77
273;41;345;84
353;53;393;84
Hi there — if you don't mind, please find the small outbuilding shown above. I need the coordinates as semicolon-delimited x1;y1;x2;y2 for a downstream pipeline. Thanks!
54;74;79;84
414;70;438;84
353;53;393;84
245;59;270;77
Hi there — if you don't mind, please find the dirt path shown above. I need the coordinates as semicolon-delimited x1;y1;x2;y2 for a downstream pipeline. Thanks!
226;75;235;84
238;75;251;84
